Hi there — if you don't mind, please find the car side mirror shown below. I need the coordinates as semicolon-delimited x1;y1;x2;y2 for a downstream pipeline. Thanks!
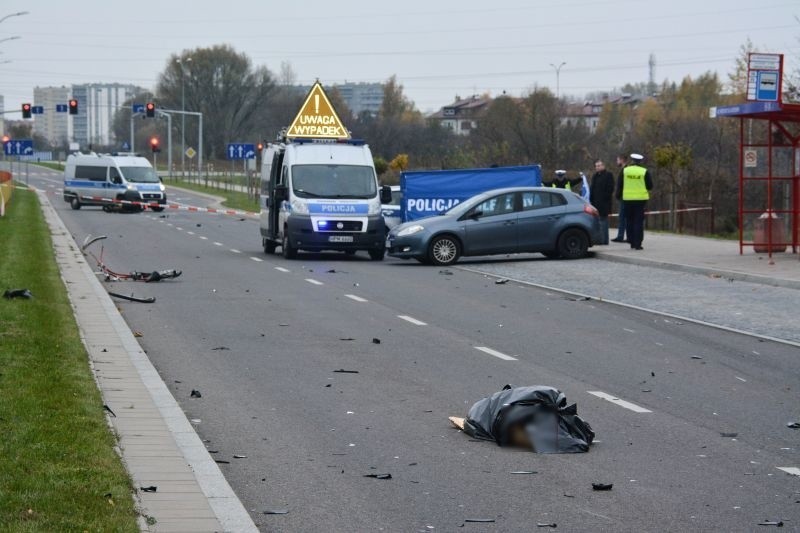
468;210;483;220
380;185;392;204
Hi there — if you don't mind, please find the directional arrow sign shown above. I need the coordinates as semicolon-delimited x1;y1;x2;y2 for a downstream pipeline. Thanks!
3;139;33;156
132;103;145;114
32;106;44;115
56;104;68;113
226;143;256;160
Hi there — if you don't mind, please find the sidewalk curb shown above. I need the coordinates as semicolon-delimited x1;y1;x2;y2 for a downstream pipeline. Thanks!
594;250;800;290
37;190;258;533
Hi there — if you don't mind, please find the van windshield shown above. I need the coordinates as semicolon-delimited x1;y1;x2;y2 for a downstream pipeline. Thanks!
120;166;160;183
292;165;377;199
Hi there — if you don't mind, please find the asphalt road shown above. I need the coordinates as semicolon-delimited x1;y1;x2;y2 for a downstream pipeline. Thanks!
29;167;800;532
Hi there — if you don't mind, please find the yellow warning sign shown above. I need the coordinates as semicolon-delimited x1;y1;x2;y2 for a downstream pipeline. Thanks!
286;82;350;140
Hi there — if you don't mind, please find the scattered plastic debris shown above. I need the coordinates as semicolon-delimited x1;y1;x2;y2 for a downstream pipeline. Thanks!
339;337;355;341
690;355;703;360
190;389;202;398
787;422;800;429
537;523;557;528
333;369;359;374
565;296;590;301
757;520;784;526
233;454;247;459
3;288;32;299
140;486;157;492
372;338;381;344
452;385;594;453
495;279;509;285
439;270;454;275
103;404;117;417
592;483;613;491
108;292;155;303
363;473;392;480
464;518;495;523
263;509;289;515
720;432;738;438
510;471;538;475
215;460;230;464
211;346;230;351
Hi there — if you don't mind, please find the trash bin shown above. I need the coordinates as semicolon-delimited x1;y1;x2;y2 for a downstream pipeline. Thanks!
753;210;786;253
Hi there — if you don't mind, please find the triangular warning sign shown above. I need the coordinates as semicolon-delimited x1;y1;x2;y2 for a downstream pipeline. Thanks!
286;82;350;140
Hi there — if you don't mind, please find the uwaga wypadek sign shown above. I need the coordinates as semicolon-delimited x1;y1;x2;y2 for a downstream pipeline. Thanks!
286;82;350;139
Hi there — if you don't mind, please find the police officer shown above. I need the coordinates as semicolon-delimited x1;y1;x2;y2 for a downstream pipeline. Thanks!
548;169;580;190
616;153;653;250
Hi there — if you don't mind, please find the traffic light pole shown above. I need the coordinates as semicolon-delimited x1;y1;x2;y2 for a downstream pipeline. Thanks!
158;109;202;178
157;110;173;178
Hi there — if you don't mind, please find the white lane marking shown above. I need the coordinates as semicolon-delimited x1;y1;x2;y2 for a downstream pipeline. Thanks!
274;267;290;273
474;346;518;361
167;223;173;227
398;315;427;326
187;231;195;235
623;328;636;333
305;278;323;286
176;227;183;231
735;376;747;382
777;467;800;476
213;241;223;246
345;294;368;302
250;256;263;262
587;391;652;413
199;236;208;240
230;249;241;254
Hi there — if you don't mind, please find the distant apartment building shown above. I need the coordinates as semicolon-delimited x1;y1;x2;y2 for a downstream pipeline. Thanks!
71;83;143;147
427;95;492;135
335;82;384;116
33;86;71;145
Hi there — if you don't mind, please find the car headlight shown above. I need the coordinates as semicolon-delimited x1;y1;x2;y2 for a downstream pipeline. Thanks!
397;224;424;237
367;199;381;215
126;184;136;191
290;200;309;214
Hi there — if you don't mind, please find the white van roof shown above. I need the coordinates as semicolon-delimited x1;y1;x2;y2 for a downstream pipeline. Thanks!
66;153;152;167
286;142;373;166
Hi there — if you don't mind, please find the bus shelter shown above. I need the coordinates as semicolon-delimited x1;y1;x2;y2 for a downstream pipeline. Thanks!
712;100;800;258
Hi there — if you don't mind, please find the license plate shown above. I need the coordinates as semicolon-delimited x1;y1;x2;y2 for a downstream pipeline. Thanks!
329;235;353;243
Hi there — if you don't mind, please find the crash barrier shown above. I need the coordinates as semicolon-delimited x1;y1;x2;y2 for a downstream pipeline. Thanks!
611;205;714;236
0;171;13;217
79;195;259;219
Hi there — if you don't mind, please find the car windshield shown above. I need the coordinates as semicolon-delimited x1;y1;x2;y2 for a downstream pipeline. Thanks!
120;166;160;183
292;164;377;199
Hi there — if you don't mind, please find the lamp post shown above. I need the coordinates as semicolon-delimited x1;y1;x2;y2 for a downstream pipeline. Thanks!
549;61;566;99
175;57;192;177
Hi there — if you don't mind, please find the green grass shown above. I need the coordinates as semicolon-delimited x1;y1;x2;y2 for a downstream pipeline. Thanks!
0;189;139;532
33;162;64;172
167;178;260;213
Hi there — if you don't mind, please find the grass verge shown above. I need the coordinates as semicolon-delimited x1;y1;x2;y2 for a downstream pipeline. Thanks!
167;178;260;213
0;188;138;532
33;162;64;172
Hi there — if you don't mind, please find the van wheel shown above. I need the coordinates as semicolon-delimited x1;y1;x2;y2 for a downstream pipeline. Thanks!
428;235;460;266
558;228;589;259
263;238;277;254
369;249;385;261
151;206;164;212
282;233;297;259
70;197;81;210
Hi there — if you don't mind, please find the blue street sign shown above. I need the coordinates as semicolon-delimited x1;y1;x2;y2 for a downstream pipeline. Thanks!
226;143;256;160
755;71;779;102
32;106;44;115
3;139;34;156
56;104;68;113
121;141;130;151
132;103;145;114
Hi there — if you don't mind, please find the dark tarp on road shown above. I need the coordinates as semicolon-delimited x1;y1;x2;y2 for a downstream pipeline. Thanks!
462;385;594;453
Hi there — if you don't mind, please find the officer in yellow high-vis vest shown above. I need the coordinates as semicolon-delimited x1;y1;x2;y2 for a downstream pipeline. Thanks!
547;169;580;191
616;153;653;250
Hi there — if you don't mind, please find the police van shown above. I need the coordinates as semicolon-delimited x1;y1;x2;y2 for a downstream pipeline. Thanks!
259;82;391;260
63;153;166;211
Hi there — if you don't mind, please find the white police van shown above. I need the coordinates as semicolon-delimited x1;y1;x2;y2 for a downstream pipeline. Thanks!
63;153;166;212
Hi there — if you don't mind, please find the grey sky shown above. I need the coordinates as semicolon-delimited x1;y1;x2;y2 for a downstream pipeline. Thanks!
1;0;798;114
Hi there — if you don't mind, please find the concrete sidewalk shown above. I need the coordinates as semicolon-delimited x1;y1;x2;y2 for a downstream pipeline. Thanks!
38;190;257;532
595;231;800;289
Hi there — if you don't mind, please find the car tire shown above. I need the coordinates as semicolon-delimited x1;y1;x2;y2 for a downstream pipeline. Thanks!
368;249;385;261
557;228;589;259
263;238;277;254
70;197;81;210
282;232;297;259
151;206;164;212
542;251;560;259
428;234;461;266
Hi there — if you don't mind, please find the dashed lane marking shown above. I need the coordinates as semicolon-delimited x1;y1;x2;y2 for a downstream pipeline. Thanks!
623;328;636;333
213;241;223;246
250;257;264;262
776;467;800;476
345;294;368;302
398;315;427;326
587;391;652;413
199;236;208;240
305;278;324;286
230;249;241;254
474;346;517;361
187;231;195;235
176;227;183;231
274;267;290;273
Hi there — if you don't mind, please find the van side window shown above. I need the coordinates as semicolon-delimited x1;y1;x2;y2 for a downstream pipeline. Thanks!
109;167;122;183
75;165;108;182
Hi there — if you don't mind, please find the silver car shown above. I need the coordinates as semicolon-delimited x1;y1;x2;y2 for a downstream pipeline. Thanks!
386;187;602;265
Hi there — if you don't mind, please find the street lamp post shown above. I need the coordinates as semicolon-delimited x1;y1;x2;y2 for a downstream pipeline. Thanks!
176;57;192;177
549;61;566;99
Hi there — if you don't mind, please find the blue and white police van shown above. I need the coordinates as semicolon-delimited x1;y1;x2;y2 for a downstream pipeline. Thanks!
63;153;166;212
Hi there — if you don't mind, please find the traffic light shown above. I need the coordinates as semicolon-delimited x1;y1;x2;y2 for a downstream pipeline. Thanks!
68;99;78;115
257;142;264;151
150;137;160;153
22;103;31;119
146;102;155;118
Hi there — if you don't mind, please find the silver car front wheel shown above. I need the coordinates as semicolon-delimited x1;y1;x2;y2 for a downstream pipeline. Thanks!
428;235;461;266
